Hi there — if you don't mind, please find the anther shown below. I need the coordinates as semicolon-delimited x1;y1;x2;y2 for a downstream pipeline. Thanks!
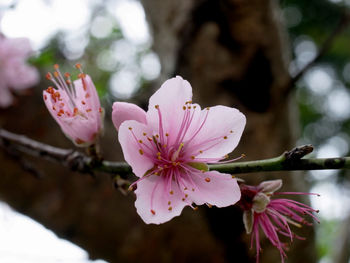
199;150;203;154
78;73;86;79
168;201;171;205
81;100;86;105
231;175;236;179
54;64;59;69
192;188;195;191
241;154;246;158
143;132;147;136
155;105;159;109
185;194;188;198
75;63;82;69
168;206;172;211
139;140;143;143
184;187;188;190
75;138;85;144
151;209;156;215
165;133;169;137
46;72;52;80
86;109;92;112
170;191;174;195
182;106;186;110
230;130;233;133
46;87;54;94
182;198;185;201
128;127;132;130
85;93;90;98
224;136;228;139
205;177;211;182
139;149;144;155
191;156;195;160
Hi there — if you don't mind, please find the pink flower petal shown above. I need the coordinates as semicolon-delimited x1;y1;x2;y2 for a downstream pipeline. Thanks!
118;120;154;177
186;170;241;207
74;75;101;113
0;37;33;58
112;102;147;131
147;76;193;145
5;60;39;90
0;84;14;108
188;105;246;159
134;175;188;224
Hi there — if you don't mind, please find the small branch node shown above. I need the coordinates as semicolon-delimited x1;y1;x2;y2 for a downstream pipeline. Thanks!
285;145;313;161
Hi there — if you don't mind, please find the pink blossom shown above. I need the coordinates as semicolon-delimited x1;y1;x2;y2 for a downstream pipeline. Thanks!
0;35;39;107
239;180;319;263
43;64;104;147
112;76;246;224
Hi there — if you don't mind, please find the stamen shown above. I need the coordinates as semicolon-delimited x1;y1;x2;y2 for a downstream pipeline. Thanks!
171;142;184;161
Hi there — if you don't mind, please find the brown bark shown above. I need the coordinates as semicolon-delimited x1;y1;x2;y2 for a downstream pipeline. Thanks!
0;0;316;263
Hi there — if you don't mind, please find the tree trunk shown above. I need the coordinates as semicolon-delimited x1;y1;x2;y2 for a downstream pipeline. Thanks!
0;0;316;262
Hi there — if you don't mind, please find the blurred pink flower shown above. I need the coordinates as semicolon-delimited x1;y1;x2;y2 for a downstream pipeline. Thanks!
239;180;319;263
0;35;39;107
43;64;104;147
112;76;246;224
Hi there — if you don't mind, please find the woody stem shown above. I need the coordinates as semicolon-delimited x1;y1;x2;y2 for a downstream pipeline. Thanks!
1;129;350;177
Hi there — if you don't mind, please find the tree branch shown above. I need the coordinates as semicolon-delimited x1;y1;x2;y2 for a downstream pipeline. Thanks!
1;128;350;177
287;9;350;94
210;145;350;174
0;128;132;176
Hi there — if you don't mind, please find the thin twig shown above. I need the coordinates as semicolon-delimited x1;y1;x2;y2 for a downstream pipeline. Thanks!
0;128;131;177
287;10;350;94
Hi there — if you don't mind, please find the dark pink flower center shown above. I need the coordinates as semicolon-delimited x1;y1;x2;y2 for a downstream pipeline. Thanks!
128;103;237;214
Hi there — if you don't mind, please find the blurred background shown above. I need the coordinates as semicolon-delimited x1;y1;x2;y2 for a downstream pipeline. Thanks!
0;0;350;262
